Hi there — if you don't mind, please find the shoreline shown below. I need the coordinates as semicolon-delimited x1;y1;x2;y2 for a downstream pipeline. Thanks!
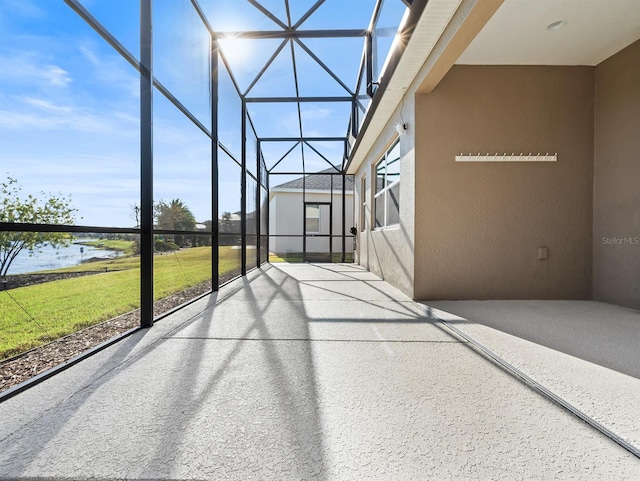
1;271;101;291
4;240;126;278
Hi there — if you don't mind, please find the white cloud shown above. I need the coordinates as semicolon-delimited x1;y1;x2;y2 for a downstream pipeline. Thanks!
42;64;72;86
0;105;110;133
79;45;100;66
20;96;72;113
0;0;46;20
301;106;333;120
78;43;139;98
0;50;72;88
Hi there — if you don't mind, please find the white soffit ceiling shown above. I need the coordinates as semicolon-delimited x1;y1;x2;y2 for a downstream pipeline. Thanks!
457;0;640;66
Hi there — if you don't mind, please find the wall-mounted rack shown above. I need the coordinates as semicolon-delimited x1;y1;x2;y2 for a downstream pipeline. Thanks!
455;153;557;162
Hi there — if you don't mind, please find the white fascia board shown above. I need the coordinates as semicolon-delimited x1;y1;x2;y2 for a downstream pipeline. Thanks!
347;0;464;174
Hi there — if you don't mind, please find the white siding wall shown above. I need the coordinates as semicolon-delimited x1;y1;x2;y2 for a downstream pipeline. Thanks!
268;190;354;256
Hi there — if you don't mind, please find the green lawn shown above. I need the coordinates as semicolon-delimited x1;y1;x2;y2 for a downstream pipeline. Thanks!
76;238;137;256
0;246;241;360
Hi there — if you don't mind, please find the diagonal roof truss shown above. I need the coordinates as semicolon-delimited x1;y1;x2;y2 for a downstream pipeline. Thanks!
192;0;421;177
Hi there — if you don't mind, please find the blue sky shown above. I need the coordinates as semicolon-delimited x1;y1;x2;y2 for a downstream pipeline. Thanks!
0;0;405;227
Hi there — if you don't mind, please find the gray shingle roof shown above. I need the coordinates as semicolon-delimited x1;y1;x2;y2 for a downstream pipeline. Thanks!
273;168;354;192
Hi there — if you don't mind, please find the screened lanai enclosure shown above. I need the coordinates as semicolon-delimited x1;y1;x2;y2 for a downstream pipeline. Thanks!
0;0;425;394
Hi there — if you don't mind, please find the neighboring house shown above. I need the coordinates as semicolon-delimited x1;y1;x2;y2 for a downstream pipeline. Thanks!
269;169;354;260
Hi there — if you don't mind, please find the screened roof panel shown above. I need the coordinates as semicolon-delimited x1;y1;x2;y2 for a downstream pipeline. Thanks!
77;0;140;59
301;144;341;173
203;0;411;174
199;0;285;31
286;0;326;27
294;0;378;30
218;37;285;94
299;102;352;137
252;0;289;26
266;143;304;173
243;45;297;98
260;140;300;169
292;43;353;96
246;102;301;138
297;37;365;91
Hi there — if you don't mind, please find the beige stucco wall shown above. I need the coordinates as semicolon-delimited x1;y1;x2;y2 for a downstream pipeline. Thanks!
593;39;640;309
414;65;594;300
354;101;416;297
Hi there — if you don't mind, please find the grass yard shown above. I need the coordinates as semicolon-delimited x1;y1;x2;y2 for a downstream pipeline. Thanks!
76;238;137;255
0;246;242;360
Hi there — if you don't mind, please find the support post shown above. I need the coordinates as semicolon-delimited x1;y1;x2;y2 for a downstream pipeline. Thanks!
256;140;261;266
342;172;346;262
241;99;247;275
140;0;154;328
366;31;374;97
266;169;270;263
211;38;220;290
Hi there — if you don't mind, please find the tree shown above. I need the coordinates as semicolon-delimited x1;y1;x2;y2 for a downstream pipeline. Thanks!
131;203;141;229
0;176;77;277
155;198;196;248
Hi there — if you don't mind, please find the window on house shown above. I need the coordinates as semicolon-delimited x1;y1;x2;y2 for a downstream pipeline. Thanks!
374;138;400;228
305;204;320;233
360;176;367;232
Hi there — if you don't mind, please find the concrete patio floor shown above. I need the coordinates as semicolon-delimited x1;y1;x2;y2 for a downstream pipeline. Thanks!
0;263;639;480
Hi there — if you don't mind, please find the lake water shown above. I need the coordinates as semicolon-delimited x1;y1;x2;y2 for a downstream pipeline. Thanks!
6;240;122;275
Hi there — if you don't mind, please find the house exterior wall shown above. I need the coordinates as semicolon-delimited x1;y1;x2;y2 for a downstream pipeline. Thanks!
593;39;640;309
354;103;416;297
414;65;594;300
268;190;354;256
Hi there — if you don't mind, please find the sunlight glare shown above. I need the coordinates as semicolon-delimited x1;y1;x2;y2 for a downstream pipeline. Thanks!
218;35;253;66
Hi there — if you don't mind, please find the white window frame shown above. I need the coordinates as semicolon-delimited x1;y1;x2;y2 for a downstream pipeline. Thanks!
360;176;367;232
305;203;321;234
373;138;400;229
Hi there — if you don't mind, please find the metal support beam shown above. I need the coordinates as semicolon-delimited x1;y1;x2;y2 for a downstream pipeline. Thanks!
341;172;346;262
366;30;375;97
65;0;139;72
140;0;154;328
303;141;340;171
246;96;353;103
266;165;270;264
247;0;289;30
329;191;334;261
215;29;366;39
351;95;358;138
294;39;354;95
241;99;247;275
268;140;300;174
211;38;220;290
293;0;325;29
260;137;346;142
256;140;261;266
243;39;288;97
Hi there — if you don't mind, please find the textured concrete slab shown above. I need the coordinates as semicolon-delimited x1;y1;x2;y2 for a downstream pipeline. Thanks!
268;262;382;281
225;263;412;303
427;300;640;378
426;300;640;459
1;340;638;480
170;299;452;342
1;265;639;480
